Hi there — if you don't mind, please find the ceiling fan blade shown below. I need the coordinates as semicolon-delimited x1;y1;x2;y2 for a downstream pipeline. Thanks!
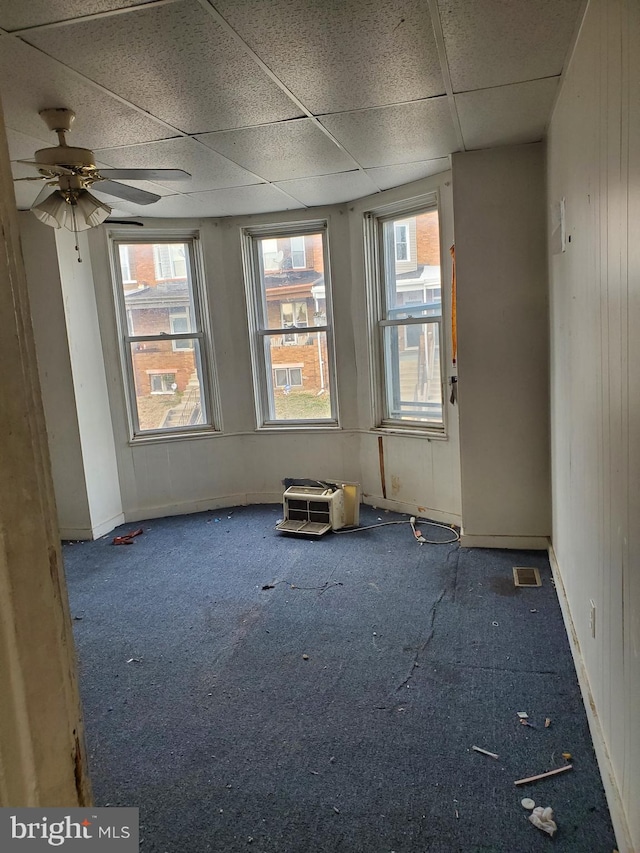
95;180;161;205
16;159;75;175
13;176;48;181
98;168;191;181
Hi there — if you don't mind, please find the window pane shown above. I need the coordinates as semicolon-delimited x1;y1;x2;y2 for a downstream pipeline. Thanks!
382;323;442;423
130;340;205;432
118;243;196;337
257;232;325;330
264;330;332;420
382;210;441;318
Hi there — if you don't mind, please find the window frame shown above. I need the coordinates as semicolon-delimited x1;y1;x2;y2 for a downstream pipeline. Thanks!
241;220;339;429
365;193;447;434
110;232;218;440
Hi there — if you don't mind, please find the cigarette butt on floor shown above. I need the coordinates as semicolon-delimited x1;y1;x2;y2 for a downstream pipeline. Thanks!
472;745;499;759
514;764;573;786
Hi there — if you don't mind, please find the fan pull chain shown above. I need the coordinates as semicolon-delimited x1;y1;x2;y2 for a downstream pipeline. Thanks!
70;202;83;263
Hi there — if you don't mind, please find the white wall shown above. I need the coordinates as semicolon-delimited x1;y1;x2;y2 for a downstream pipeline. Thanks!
547;0;640;848
54;228;123;538
21;213;123;539
87;173;462;527
452;144;551;547
20;215;92;535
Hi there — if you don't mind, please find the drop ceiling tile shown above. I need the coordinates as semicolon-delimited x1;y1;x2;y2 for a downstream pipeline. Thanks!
96;137;262;192
214;0;445;114
455;77;559;149
0;34;174;148
195;118;357;182
319;98;458;168
0;0;157;31
11;181;43;210
135;185;305;218
23;1;303;134
274;171;379;207
365;159;450;190
438;0;584;93
6;128;53;160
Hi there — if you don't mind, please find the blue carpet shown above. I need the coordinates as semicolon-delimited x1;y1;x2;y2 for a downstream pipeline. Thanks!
62;505;617;852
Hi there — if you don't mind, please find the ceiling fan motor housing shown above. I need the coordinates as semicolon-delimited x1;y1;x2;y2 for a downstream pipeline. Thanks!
34;145;97;171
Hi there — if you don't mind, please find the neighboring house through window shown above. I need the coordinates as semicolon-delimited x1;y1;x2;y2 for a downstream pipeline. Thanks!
366;197;445;429
242;222;337;426
111;236;216;436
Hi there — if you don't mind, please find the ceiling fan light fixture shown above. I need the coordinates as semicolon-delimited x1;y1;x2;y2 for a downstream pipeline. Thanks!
31;188;111;231
73;190;112;229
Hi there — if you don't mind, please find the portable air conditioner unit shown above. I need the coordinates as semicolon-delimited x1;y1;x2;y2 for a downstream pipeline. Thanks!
276;482;360;537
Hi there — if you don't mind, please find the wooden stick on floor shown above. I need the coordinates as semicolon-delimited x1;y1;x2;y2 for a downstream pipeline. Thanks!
514;764;573;786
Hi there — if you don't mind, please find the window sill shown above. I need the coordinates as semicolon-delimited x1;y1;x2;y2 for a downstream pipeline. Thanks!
371;425;448;440
129;426;220;445
257;422;341;433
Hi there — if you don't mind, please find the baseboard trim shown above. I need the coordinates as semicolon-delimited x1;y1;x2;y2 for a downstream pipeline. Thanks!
548;543;633;853
459;533;549;549
362;496;461;527
123;493;283;524
59;527;94;541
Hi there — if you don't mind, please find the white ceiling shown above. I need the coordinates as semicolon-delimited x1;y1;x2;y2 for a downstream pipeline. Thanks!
0;0;586;218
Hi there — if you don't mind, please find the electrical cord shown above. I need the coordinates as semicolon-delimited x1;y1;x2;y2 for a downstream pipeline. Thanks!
334;516;460;545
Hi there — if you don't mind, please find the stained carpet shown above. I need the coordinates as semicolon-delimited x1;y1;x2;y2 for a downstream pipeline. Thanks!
62;505;617;852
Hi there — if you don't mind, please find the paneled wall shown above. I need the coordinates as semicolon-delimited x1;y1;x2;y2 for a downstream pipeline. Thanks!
547;0;640;847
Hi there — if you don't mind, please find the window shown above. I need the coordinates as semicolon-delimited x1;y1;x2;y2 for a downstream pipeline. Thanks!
112;238;214;436
242;222;337;426
170;309;193;351
367;199;444;429
395;222;409;261
281;300;309;344
290;236;306;268
274;366;303;388
150;372;177;393
153;243;187;280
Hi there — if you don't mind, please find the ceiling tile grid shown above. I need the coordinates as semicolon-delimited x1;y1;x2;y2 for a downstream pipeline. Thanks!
0;0;587;216
0;34;175;148
437;0;585;93
95;137;264;192
195;118;358;182
364;159;451;191
274;170;380;207
319;98;460;169
0;0;158;32
142;183;305;218
21;0;304;133
212;0;446;115
455;77;559;150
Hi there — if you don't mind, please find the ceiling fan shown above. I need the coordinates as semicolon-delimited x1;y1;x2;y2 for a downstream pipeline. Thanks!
16;108;190;231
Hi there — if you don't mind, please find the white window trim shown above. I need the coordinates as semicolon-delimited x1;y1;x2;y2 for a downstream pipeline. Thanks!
110;233;219;439
241;220;339;428
364;193;446;434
